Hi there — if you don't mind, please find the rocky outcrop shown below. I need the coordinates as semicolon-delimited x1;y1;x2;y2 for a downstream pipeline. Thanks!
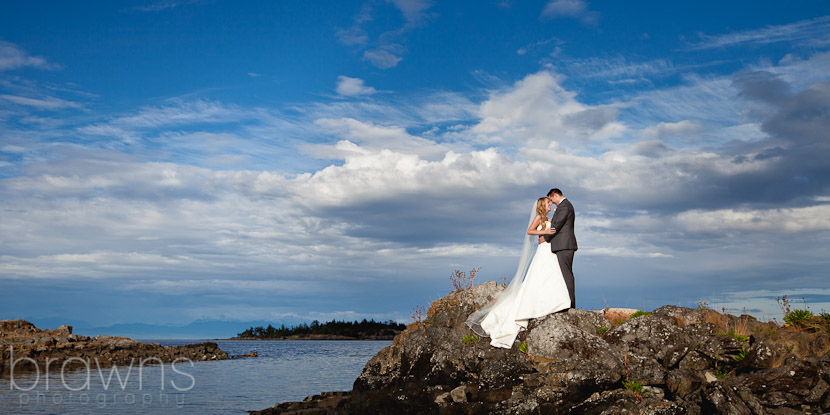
1;319;229;374
252;282;830;414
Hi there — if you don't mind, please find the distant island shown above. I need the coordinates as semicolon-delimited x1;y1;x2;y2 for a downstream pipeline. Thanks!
231;319;406;340
1;319;230;375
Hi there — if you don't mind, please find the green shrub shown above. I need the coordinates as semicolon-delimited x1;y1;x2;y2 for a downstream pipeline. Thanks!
629;310;652;319
718;330;749;342
597;326;608;336
713;354;730;379
784;309;814;326
461;334;480;345
519;341;528;354
623;380;647;395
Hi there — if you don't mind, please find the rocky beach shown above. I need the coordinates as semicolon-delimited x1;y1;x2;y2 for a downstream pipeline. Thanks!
0;319;229;375
253;282;830;415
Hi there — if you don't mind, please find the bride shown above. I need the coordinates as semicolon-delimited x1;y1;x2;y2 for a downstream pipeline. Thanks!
467;197;571;348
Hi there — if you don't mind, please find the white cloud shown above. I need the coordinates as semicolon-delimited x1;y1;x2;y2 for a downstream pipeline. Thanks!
336;26;369;47
363;49;403;69
0;94;81;110
312;117;451;159
770;52;830;92
0;41;57;72
128;0;205;12
689;15;830;50
338;1;434;69
76;124;140;143
291;146;529;206
473;71;625;145
300;89;477;130
623;75;742;130
641;120;705;142
416;243;514;257
334;3;373;46
579;247;672;258
541;0;599;25
3;149;534;282
517;37;563;56
123;278;320;295
0;251;198;279
388;0;433;25
675;206;830;233
112;99;245;128
558;56;675;81
336;76;378;96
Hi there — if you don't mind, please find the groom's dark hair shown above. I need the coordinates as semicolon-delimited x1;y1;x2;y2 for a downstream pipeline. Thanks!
547;188;563;197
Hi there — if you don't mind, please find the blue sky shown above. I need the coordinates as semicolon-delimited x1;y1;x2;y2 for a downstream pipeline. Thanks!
1;1;829;337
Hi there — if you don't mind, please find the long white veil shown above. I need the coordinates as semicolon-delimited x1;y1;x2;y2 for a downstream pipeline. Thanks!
466;201;539;336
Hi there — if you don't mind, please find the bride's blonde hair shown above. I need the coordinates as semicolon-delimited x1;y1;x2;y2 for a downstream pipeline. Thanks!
535;197;548;230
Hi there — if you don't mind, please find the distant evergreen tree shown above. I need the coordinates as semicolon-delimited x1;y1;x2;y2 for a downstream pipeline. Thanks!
236;319;406;339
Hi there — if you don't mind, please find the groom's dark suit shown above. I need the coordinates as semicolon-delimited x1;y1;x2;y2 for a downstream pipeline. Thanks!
544;198;577;308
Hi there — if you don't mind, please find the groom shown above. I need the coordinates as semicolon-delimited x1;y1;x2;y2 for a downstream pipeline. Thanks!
544;188;578;309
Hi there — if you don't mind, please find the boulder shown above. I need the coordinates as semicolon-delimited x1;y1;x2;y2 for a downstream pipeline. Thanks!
738;336;789;371
525;311;624;406
653;305;704;327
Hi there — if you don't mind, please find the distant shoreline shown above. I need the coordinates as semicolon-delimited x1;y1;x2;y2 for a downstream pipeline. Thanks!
233;319;405;341
219;334;396;341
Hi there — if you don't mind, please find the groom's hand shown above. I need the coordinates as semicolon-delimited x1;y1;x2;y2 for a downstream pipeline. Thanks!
543;227;556;242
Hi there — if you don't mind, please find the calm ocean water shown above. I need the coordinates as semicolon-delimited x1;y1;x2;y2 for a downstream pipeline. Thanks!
0;339;390;414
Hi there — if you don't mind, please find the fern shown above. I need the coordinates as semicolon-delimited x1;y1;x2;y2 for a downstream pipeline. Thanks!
732;346;748;362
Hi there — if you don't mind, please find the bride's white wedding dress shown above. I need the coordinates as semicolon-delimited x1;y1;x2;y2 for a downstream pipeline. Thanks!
472;220;571;348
